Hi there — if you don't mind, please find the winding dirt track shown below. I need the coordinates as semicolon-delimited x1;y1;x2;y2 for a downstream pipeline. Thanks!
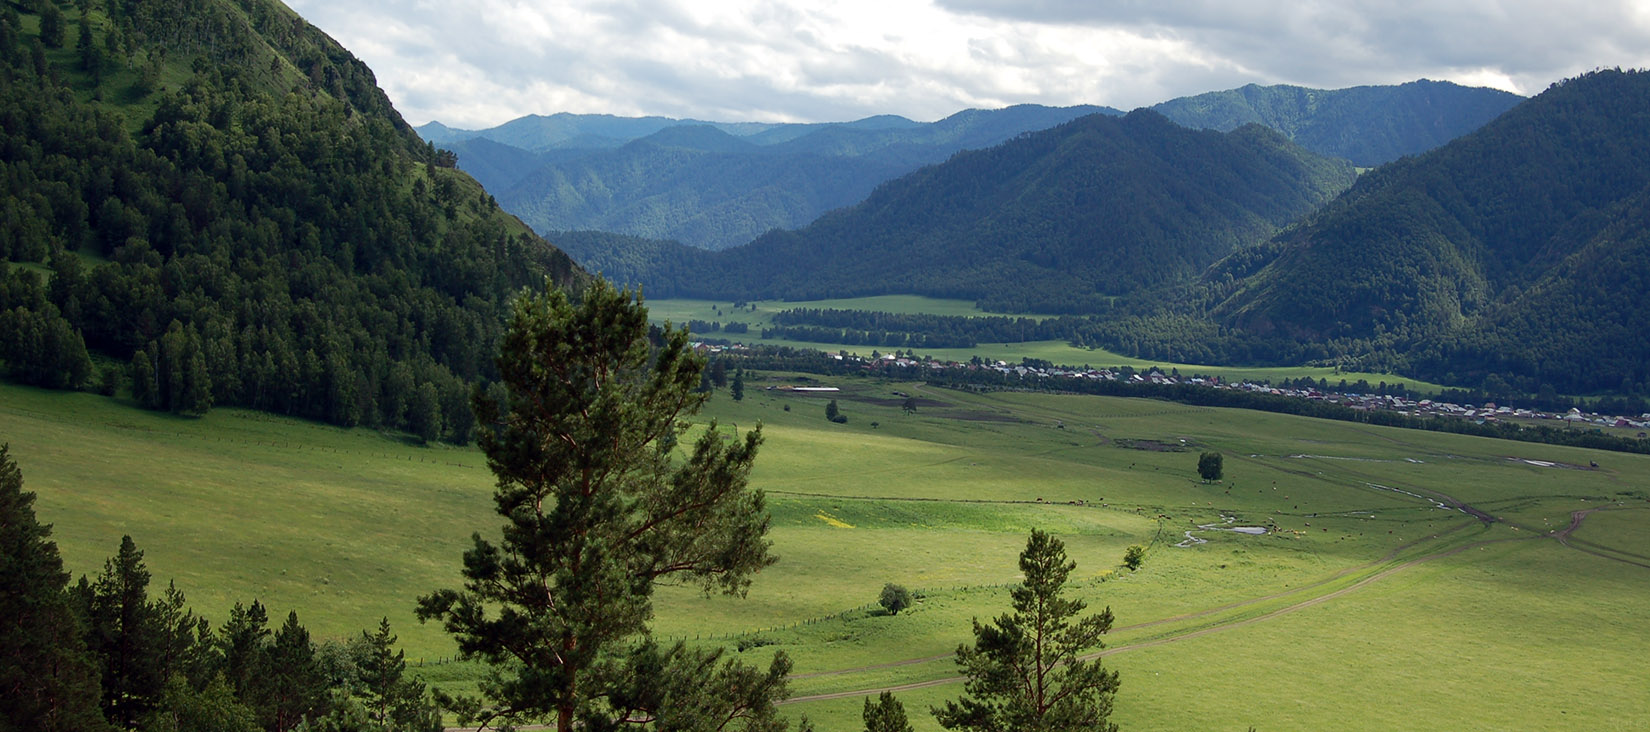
783;527;1516;705
784;502;1650;706
442;495;1648;728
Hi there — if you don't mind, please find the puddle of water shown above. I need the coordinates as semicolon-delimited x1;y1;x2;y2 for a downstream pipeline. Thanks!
1366;483;1465;514
1174;515;1270;547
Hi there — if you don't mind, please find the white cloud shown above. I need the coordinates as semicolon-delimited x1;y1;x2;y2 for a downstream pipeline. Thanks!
285;0;1650;128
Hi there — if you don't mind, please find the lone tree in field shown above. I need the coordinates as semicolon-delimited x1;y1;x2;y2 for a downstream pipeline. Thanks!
417;280;790;732
1197;451;1224;483
879;583;913;615
933;530;1120;732
1122;544;1146;572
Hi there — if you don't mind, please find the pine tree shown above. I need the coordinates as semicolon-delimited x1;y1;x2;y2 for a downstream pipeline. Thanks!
863;692;913;732
218;601;271;707
417;280;785;732
265;611;326;732
731;368;745;401
89;535;164;728
933;530;1120;732
0;444;112;732
358;617;441;731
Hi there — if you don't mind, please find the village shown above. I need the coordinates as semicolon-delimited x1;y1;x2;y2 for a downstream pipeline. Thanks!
696;342;1650;436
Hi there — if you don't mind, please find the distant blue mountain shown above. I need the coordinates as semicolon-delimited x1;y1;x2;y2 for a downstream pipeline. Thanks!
421;105;1120;249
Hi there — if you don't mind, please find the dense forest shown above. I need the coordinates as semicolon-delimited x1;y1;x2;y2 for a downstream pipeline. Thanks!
1152;80;1522;167
0;0;582;441
1202;69;1650;396
591;111;1355;313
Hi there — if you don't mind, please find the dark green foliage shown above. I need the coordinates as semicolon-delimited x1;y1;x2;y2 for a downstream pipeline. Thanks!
218;601;271;709
39;2;64;48
878;583;912;616
1154;80;1523;166
265;612;326;732
605;111;1354;313
0;0;582;439
139;675;260;732
863;692;913;732
825;399;845;424
1122;545;1146;572
353;618;441;732
731;367;745;401
0;445;112;732
1197;452;1224;483
87;535;165;727
933;530;1119;732
763;309;1100;349
589;640;794;732
416;280;781;732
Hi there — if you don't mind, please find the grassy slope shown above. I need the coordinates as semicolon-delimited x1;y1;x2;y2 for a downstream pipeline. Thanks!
4;376;1646;730
648;296;1451;392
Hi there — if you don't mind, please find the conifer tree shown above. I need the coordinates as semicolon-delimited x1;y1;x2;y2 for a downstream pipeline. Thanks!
417;280;785;732
265;611;326;732
863;691;913;732
89;535;164;728
933;530;1120;732
0;444;112;732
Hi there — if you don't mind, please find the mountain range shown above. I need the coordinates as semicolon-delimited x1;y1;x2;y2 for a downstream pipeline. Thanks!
578;110;1357;313
423;81;1519;251
422;105;1119;249
1207;69;1650;395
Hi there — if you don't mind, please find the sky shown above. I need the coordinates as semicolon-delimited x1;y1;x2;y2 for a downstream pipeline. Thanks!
285;0;1650;130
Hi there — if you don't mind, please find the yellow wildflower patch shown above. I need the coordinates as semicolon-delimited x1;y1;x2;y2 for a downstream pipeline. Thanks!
814;512;854;529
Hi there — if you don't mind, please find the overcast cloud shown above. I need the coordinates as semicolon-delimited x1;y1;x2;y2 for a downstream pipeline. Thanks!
285;0;1650;129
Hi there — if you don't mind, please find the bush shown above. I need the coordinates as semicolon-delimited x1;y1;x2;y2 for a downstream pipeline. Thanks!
1123;544;1146;571
879;583;912;615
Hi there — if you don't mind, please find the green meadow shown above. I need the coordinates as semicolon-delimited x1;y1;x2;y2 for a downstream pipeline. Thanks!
646;296;1450;392
3;372;1647;730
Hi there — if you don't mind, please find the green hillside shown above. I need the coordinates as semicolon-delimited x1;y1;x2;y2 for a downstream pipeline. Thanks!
0;0;582;439
1153;79;1523;166
604;111;1355;313
1210;69;1650;395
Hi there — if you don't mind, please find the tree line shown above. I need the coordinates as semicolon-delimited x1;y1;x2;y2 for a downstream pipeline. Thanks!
2;445;441;732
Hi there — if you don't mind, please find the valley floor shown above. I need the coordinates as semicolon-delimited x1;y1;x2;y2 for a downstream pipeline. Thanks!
4;376;1646;731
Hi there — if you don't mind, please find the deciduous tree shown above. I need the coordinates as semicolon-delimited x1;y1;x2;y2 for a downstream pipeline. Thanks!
1197;451;1223;483
879;583;912;615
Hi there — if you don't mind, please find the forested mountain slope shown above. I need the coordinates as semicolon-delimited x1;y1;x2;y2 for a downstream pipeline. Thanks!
1153;79;1523;167
594;110;1355;313
432;105;1118;250
1210;70;1650;395
0;0;582;441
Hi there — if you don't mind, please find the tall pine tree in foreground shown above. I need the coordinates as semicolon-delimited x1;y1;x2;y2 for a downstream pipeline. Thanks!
0;445;111;732
417;279;790;732
933;530;1121;732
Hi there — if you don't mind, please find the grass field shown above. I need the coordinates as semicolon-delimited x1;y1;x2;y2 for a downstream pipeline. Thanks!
3;375;1647;730
646;296;1451;393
